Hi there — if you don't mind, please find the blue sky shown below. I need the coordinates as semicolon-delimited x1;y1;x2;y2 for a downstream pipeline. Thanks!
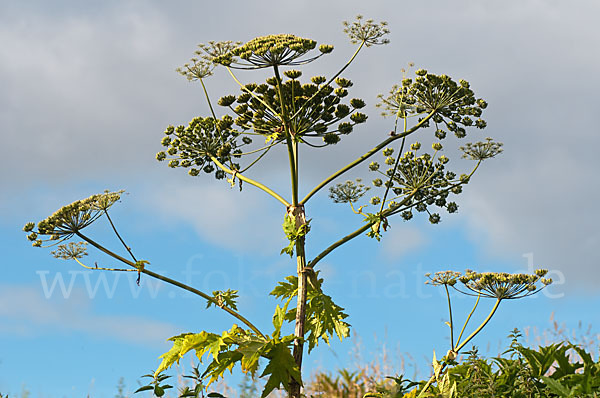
1;1;599;396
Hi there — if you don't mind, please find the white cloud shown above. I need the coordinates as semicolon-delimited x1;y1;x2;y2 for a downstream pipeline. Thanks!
381;226;427;261
0;284;177;345
146;182;285;255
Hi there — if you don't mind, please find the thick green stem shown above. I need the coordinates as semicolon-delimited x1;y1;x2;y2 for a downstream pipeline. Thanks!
211;156;290;207
273;65;299;205
290;235;308;398
299;110;435;205
445;285;455;351
75;231;265;338
272;65;306;398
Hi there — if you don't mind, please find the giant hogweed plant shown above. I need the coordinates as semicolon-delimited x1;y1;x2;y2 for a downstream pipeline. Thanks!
24;17;503;398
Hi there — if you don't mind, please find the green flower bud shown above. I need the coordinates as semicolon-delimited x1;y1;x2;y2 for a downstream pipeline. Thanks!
335;77;353;88
435;129;447;139
370;196;381;205
189;168;200;176
168;160;179;168
384;156;395;165
369;161;380;171
439;155;449;164
372;178;383;187
338;122;353;134
23;222;35;232
284;70;302;79
350;98;366;109
432;142;443;151
237;93;251;103
350;112;367;123
311;76;326;85
156;151;167;161
167;147;177;155
165;125;175;135
382;147;394;156
242;136;252;145
218;95;236;107
323;133;341;145
429;213;441;224
410;142;421;151
215;170;226;180
446;202;458;213
477;99;488;109
319;44;334;53
335;104;350;118
161;136;171;146
401;211;413;220
475;119;487;129
334;88;348;98
415;69;427;76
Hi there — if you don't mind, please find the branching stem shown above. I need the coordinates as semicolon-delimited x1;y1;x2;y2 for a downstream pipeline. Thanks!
300;110;436;205
74;231;265;338
211;156;290;207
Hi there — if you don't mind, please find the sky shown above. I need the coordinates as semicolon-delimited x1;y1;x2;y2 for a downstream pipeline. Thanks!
1;0;599;396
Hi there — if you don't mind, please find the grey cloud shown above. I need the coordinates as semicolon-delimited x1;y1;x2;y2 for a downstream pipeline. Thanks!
2;0;599;289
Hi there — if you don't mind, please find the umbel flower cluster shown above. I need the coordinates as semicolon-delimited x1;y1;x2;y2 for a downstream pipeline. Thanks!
157;17;395;182
157;116;246;179
426;269;553;299
367;141;464;224
377;69;488;140
23;190;124;247
212;34;332;69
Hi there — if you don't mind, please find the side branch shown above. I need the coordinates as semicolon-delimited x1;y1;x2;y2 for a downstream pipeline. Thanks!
211;156;290;207
309;172;476;269
300;111;436;205
75;232;265;338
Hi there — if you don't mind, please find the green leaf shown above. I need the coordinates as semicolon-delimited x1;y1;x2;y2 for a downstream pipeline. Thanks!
303;289;350;352
260;341;302;398
203;350;243;386
281;274;350;352
272;304;286;338
179;331;220;363
280;215;311;257
154;385;165;397
134;385;154;393
155;333;193;376
272;273;350;352
237;338;269;374
206;289;239;311
541;376;572;397
270;275;297;299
